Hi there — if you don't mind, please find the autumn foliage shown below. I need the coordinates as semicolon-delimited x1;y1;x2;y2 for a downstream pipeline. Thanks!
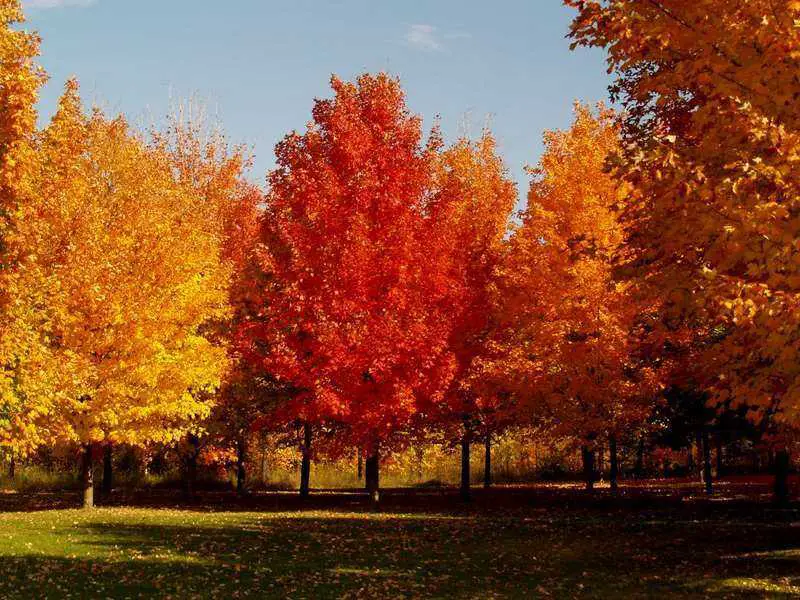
429;134;516;428
472;105;656;489
568;0;800;427
12;82;234;451
0;0;798;508
242;75;459;465
0;0;47;454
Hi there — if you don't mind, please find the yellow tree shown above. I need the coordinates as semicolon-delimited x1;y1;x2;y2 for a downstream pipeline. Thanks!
494;105;655;490
150;102;264;496
10;82;231;507
568;0;800;501
0;0;48;462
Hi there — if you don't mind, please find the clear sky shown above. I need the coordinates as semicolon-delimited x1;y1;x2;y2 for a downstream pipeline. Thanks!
23;0;611;210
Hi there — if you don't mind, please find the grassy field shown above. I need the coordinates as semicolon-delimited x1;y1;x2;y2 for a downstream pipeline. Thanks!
0;483;798;599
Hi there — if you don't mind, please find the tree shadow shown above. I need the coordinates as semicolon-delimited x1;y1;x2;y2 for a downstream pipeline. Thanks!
1;475;797;515
0;504;798;598
1;515;549;598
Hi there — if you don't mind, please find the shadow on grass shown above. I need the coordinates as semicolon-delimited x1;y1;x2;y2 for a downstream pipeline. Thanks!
3;475;797;515
2;515;547;599
1;504;799;598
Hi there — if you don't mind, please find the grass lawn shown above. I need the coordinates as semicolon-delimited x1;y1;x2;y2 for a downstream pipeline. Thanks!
0;485;798;598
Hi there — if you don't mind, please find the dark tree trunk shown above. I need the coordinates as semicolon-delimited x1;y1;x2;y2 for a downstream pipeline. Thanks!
299;423;312;498
581;446;595;491
357;449;363;481
774;449;790;506
183;433;199;499
751;450;761;474
81;443;94;509
634;436;645;478
597;446;604;479
101;444;113;496
715;434;724;477
702;429;713;495
460;426;471;502
483;434;492;489
8;453;15;480
365;449;380;505
695;430;703;481
415;446;424;482
609;434;619;493
236;436;247;496
687;439;695;473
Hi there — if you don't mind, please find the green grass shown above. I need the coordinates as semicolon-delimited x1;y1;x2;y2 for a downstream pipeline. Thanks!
0;492;798;598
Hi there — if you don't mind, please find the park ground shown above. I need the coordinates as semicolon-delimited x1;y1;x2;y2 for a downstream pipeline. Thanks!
0;477;798;599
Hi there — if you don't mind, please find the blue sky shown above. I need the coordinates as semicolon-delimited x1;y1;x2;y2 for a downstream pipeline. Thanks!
24;0;611;210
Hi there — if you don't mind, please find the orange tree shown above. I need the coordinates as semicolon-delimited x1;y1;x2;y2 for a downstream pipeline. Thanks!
242;73;459;499
568;0;800;501
490;105;656;490
8;83;232;507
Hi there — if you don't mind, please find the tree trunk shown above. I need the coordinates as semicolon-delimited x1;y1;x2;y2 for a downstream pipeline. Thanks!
81;443;94;509
7;453;15;480
365;449;380;505
597;445;604;479
715;434;723;478
460;427;471;502
415;445;424;482
101;444;113;496
236;436;247;496
774;449;790;506
751;449;760;474
260;446;268;484
695;430;703;481
357;449;363;481
609;434;619;493
483;434;492;489
184;433;199;499
634;436;645;478
687;439;695;473
702;429;713;495
581;446;595;491
299;423;311;498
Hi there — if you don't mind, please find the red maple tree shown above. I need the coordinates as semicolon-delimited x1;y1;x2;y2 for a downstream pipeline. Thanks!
242;73;458;496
